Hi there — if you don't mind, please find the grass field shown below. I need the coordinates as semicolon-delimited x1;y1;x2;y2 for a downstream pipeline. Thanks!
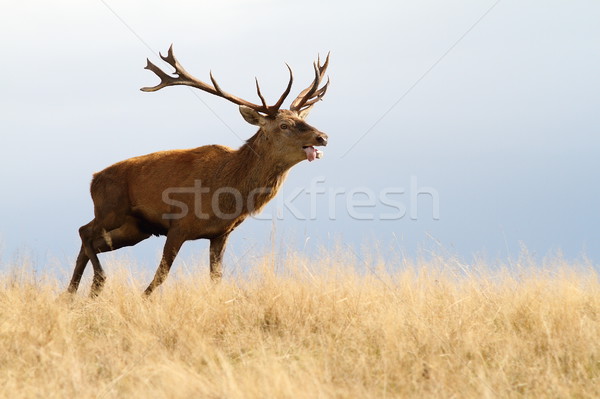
1;251;599;398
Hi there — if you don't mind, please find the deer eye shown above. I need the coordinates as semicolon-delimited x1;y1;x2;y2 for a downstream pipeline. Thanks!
280;123;289;130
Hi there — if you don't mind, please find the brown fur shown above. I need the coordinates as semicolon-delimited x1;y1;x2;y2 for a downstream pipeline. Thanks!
67;109;328;296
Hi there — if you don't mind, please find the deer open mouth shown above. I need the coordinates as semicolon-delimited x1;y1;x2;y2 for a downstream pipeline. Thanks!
303;146;323;162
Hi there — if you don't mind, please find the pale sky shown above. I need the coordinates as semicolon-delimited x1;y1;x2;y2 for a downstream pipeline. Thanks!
1;0;599;274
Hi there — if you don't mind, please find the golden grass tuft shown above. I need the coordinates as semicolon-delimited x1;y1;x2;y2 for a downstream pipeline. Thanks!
1;251;599;398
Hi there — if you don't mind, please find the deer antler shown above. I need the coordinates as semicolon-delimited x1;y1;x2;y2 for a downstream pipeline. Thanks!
289;53;330;114
141;45;293;116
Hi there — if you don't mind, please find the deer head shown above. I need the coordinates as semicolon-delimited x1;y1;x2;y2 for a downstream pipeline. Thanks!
141;45;329;164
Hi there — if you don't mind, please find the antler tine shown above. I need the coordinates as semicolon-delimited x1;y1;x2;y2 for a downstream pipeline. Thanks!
289;52;330;113
208;71;226;96
141;45;219;95
210;71;277;115
271;64;294;112
160;44;179;70
141;45;293;115
140;59;172;92
255;77;268;109
297;76;330;109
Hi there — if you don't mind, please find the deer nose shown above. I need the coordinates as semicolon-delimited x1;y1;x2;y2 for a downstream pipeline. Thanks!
316;134;328;146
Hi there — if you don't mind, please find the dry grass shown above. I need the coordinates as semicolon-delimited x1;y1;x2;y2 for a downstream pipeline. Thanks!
1;251;599;398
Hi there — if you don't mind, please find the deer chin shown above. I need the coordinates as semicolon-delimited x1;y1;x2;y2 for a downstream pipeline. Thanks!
303;146;323;162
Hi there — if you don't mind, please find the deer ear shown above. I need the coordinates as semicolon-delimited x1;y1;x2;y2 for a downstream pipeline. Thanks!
239;106;264;126
296;105;314;120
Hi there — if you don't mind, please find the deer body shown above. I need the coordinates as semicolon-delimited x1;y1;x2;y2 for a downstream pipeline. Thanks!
67;46;329;296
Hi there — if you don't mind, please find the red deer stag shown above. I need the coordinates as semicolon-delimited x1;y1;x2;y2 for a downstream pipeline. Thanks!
67;45;329;296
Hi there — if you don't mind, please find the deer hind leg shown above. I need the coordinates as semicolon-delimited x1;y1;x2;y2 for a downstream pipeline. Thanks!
76;221;107;297
91;217;152;253
144;231;185;296
73;218;151;297
67;241;91;294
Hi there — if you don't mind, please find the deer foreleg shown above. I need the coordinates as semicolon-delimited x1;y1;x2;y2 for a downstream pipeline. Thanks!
144;232;185;296
210;233;229;281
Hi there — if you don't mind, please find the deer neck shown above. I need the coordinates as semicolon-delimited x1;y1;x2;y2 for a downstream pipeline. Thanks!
225;130;293;208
